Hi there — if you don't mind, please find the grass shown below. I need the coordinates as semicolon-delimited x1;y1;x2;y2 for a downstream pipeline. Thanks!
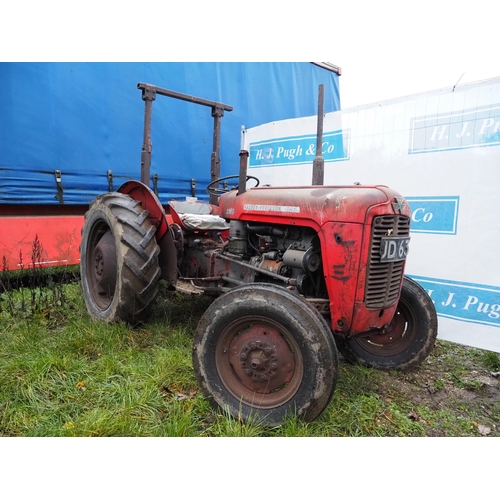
0;271;499;437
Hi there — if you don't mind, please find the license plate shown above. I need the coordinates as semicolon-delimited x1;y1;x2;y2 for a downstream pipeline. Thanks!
379;236;410;262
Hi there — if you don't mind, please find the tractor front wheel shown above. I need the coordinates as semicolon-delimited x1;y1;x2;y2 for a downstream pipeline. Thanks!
193;283;338;426
335;276;438;371
80;192;161;324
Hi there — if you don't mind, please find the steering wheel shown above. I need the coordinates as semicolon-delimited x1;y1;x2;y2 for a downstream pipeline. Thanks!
206;175;260;197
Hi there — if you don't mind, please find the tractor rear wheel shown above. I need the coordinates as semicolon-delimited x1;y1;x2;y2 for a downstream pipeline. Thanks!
80;192;161;324
193;283;338;426
335;276;437;371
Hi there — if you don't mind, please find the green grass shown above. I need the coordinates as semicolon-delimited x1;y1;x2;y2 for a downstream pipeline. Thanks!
1;276;499;437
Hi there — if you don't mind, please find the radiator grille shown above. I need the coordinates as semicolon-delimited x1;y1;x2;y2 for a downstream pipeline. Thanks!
365;215;410;309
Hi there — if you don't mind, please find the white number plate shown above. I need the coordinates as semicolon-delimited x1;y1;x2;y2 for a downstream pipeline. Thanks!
379;236;410;262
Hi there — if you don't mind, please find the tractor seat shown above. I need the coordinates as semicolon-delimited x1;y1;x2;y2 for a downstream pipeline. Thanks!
168;200;230;231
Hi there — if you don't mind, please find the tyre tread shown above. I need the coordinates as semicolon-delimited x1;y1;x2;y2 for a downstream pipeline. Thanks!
80;191;160;324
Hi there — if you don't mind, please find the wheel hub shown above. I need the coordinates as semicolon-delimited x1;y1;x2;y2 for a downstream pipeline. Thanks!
239;340;276;381
227;324;296;393
89;230;117;307
355;308;415;355
215;314;304;408
363;310;407;345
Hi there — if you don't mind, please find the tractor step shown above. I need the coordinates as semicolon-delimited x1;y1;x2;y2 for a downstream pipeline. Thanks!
174;280;204;295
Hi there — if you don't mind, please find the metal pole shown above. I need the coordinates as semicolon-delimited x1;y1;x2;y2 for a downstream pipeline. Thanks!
140;87;156;185
137;83;233;113
238;149;249;196
136;83;233;197
311;84;325;186
210;106;224;205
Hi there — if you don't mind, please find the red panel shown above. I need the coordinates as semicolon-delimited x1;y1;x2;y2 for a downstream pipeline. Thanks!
118;181;169;241
0;216;83;271
219;185;392;226
318;221;363;332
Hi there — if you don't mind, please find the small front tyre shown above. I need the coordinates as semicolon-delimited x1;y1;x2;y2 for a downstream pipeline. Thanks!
335;276;438;371
193;283;338;426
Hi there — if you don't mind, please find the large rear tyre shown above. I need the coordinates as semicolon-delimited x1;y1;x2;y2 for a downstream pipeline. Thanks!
80;192;161;324
193;283;338;426
335;276;438;371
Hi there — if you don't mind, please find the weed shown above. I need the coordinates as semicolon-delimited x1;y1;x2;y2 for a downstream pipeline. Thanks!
0;237;78;324
161;404;199;437
481;351;500;371
432;379;445;391
205;406;266;437
276;415;315;437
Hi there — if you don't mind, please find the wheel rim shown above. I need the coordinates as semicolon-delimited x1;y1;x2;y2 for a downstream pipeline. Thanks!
215;316;303;409
353;299;416;356
85;221;117;311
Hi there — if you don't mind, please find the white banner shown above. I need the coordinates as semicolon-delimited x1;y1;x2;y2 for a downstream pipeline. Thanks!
243;77;500;353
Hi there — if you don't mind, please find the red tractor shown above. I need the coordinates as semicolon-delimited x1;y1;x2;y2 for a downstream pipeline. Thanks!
80;83;437;426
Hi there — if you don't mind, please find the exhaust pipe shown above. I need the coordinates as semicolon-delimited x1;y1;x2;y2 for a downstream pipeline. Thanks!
238;126;249;195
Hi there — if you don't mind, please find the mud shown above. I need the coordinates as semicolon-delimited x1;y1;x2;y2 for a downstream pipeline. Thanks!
343;340;500;436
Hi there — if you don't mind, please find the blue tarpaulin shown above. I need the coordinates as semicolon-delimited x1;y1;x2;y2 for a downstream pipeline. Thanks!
0;62;340;205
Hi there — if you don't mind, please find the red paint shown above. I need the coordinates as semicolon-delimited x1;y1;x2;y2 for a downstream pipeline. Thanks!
118;181;169;240
219;185;411;336
0;215;83;271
